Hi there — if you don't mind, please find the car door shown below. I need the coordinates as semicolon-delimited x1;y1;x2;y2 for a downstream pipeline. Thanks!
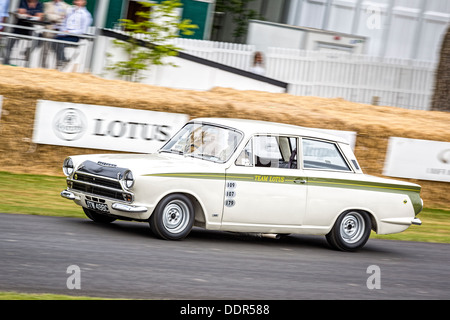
221;135;308;232
300;138;357;227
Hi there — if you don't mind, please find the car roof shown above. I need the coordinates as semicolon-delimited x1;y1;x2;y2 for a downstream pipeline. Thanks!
190;118;350;144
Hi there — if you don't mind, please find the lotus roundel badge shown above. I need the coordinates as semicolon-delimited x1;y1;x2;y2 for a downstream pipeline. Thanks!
53;108;87;141
438;149;450;164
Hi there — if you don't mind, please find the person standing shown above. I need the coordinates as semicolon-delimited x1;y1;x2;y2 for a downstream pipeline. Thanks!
249;51;266;76
44;0;71;37
55;0;92;66
0;0;9;33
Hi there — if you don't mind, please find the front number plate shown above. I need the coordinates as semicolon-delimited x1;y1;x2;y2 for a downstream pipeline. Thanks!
85;200;109;213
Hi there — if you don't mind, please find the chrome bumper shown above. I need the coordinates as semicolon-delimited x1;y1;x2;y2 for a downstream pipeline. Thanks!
111;203;147;213
60;190;147;213
61;190;76;200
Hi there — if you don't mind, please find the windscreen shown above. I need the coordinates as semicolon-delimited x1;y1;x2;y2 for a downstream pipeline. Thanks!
160;122;243;163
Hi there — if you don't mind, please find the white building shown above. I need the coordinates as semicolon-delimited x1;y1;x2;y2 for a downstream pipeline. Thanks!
214;0;450;62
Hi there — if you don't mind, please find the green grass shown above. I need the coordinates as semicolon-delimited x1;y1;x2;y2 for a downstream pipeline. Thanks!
0;171;85;218
0;291;117;300
0;171;449;243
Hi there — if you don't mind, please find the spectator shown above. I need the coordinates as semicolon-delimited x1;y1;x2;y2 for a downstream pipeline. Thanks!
249;51;265;76
3;0;43;65
0;0;9;33
54;0;92;66
17;0;43;19
44;0;71;37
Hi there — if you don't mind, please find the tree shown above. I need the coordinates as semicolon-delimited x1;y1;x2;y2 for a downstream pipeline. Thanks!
216;0;263;43
431;25;450;112
107;0;198;82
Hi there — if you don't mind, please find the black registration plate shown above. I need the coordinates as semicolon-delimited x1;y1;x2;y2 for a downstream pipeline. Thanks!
85;200;109;213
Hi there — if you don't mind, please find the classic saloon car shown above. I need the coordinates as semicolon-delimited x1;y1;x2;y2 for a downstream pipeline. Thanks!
61;118;422;251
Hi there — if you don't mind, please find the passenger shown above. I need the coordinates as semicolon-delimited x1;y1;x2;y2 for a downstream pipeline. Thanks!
54;0;92;66
3;0;43;65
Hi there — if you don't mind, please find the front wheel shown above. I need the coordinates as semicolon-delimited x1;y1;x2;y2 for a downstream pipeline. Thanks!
326;211;371;252
150;194;194;240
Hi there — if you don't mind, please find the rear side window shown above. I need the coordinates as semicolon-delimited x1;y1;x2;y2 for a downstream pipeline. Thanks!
302;139;351;172
235;135;298;169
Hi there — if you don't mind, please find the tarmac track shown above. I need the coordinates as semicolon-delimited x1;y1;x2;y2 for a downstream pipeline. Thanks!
0;212;449;300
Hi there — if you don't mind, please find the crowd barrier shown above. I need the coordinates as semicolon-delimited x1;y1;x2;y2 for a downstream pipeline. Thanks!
0;22;94;72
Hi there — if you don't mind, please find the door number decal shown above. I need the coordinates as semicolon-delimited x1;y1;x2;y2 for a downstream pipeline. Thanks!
225;181;237;207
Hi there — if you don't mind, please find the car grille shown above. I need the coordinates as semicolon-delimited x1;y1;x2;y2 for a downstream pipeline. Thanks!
74;173;122;189
68;172;132;202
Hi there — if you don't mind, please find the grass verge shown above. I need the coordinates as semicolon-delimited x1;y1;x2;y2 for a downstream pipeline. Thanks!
0;291;116;300
0;171;449;243
0;171;84;218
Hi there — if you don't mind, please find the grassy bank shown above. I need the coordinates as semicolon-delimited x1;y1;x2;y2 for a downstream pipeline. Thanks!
0;171;449;243
0;291;115;300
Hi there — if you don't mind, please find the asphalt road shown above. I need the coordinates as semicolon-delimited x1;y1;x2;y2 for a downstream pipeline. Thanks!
0;212;449;300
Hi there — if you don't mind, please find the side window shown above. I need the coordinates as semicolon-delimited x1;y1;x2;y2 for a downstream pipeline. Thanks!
236;135;298;169
302;139;351;172
235;139;253;167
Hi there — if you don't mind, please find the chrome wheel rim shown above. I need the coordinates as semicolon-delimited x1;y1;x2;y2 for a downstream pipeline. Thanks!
162;200;190;234
340;212;365;244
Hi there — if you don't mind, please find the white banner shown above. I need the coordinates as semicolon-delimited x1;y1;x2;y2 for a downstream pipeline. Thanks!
383;137;450;182
32;100;189;153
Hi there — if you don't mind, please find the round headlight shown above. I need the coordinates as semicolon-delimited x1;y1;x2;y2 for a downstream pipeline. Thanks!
63;157;74;177
124;170;134;189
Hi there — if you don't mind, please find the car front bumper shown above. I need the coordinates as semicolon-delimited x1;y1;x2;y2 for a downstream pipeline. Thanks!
61;190;148;213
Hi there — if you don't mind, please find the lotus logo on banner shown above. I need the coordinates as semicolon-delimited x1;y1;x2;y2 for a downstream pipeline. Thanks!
53;108;87;141
437;149;450;164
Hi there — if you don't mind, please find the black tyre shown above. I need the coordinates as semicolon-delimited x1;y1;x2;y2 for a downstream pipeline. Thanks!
150;194;194;240
326;211;371;252
83;208;116;223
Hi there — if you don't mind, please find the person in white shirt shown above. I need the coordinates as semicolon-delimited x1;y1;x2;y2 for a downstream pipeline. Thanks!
54;0;92;66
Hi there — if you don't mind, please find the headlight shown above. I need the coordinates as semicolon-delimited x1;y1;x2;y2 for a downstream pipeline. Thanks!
123;170;134;189
63;157;74;177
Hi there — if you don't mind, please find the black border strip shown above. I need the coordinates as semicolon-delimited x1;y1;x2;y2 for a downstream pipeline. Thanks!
100;28;288;90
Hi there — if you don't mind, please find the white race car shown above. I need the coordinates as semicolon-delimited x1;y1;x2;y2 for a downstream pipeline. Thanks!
61;118;422;251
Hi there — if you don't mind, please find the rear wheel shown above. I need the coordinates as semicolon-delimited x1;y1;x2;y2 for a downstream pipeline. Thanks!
83;208;116;223
326;211;371;252
150;194;194;240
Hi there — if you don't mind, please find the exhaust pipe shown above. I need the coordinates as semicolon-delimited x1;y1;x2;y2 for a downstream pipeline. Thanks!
260;233;281;239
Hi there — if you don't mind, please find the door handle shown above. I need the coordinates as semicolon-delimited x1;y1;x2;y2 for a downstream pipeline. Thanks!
294;179;307;184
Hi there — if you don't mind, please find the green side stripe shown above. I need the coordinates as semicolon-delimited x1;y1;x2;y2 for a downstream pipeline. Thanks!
308;178;420;193
144;172;422;214
148;173;225;179
144;172;419;191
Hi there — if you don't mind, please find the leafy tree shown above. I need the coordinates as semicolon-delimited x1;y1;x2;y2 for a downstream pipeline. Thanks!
216;0;264;43
107;0;198;82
